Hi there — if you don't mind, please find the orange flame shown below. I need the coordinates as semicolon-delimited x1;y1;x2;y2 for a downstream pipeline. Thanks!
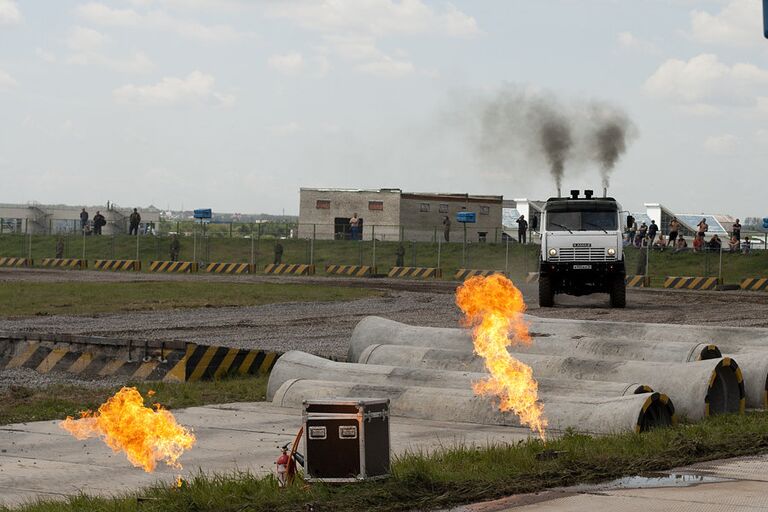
456;274;547;437
59;387;196;472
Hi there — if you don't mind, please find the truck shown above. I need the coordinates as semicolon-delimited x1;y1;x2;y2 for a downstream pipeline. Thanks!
538;189;626;308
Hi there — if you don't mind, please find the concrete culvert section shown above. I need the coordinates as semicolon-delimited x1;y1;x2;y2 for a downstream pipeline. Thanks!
268;351;654;402
723;353;768;409
360;345;743;421
272;379;674;434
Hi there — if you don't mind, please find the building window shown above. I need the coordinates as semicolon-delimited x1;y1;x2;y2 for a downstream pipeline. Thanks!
438;204;448;213
420;203;430;212
368;201;384;211
480;206;490;215
316;200;330;209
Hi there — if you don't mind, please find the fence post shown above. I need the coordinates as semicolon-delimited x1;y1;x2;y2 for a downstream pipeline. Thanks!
250;224;255;265
718;245;723;284
372;228;377;270
82;230;86;260
505;238;509;274
411;240;416;267
135;231;140;261
27;232;32;261
437;235;442;269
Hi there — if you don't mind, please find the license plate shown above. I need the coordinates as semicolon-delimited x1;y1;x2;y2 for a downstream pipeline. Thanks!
572;264;592;270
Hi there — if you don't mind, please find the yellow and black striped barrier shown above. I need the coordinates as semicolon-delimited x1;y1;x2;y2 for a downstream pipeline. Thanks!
663;276;720;290
526;272;539;283
93;259;141;271
0;257;33;267
325;264;376;277
388;267;442;279
149;260;198;273
454;269;505;280
740;277;768;292
204;262;252;274
263;263;315;276
625;275;649;287
164;344;280;382
40;258;86;269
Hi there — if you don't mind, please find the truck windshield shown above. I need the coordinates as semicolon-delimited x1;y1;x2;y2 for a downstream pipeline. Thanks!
547;211;618;231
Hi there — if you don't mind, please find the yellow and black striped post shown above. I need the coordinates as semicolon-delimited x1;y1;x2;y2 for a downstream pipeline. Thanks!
663;276;720;290
204;262;252;274
740;277;768;292
0;257;33;267
40;258;86;269
625;275;649;287
454;269;504;280
263;263;315;276
149;260;198;273
526;272;539;283
163;344;280;382
387;267;442;279
93;259;141;271
325;264;376;277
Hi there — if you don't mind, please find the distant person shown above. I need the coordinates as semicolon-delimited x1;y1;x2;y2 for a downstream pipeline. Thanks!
668;217;680;246
170;235;180;261
742;236;751;255
129;208;141;235
692;235;703;253
628;220;637;247
648;220;658;244
531;214;539;233
626;214;635;232
55;238;64;259
654;234;667;251
93;211;106;235
674;236;688;253
636;222;647;247
442;215;451;242
707;234;721;251
516;215;528;244
697;218;708;241
728;235;740;253
274;242;283;264
80;208;89;230
395;243;405;267
732;219;742;241
349;213;360;241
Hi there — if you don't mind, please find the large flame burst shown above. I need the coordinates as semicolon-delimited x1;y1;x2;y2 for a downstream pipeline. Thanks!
456;274;547;437
60;387;196;472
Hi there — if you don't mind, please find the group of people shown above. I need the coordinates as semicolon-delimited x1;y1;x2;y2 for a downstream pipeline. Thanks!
79;207;143;236
625;215;752;254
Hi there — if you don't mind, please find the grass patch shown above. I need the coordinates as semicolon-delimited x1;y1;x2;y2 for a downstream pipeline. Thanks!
5;411;768;512
0;375;268;425
0;281;382;317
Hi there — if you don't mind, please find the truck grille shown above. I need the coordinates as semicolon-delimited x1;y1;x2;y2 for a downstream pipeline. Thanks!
549;248;615;262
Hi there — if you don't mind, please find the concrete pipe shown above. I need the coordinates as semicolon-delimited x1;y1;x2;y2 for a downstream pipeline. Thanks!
721;352;768;409
272;379;675;434
268;351;653;403
349;317;721;365
360;344;745;421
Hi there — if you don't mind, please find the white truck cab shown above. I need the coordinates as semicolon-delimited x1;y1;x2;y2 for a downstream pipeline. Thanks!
539;189;626;308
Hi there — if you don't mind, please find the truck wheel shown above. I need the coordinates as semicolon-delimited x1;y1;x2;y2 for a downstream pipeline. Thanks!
539;275;554;308
609;276;626;308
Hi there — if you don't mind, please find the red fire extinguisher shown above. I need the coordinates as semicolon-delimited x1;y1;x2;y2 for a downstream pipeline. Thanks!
276;427;304;487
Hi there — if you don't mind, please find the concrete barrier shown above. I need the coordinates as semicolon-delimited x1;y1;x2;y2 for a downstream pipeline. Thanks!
360;344;743;420
93;259;141;271
263;263;315;276
625;275;649;287
40;258;86;269
273;379;673;433
325;265;376;277
149;260;197;273
0;257;32;268
740;278;768;292
454;269;504;280
169;344;279;382
388;267;442;279
663;276;720;290
203;262;252;274
526;272;539;283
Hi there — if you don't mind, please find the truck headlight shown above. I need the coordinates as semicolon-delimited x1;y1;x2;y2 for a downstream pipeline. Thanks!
607;248;616;256
548;248;557;256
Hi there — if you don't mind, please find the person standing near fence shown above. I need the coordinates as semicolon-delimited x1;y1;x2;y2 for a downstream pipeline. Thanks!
80;208;89;231
93;211;106;235
395;243;405;267
274;242;283;264
129;208;141;235
442;216;451;242
516;215;528;244
668;217;680;246
732;219;741;241
648;220;658;245
55;238;64;259
170;235;180;261
349;213;360;240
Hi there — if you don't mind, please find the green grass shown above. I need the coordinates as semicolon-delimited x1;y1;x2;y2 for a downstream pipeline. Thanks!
0;281;382;317
5;411;768;512
0;375;268;426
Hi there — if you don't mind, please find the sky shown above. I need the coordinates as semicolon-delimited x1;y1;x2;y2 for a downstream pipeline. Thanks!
0;0;766;217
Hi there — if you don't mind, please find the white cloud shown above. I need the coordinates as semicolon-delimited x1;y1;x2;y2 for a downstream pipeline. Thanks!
268;53;305;74
616;31;658;53
0;68;17;89
65;26;153;73
266;0;479;38
645;54;768;106
690;0;762;47
357;56;414;77
113;71;234;106
703;134;740;155
67;26;110;52
77;2;248;42
35;48;57;63
269;121;301;136
0;0;21;25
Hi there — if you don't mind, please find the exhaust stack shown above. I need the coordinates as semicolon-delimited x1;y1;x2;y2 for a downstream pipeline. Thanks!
603;187;607;198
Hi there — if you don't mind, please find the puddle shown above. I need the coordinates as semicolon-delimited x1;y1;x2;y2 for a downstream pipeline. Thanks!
568;472;730;492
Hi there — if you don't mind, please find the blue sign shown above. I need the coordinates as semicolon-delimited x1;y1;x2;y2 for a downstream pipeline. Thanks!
456;211;476;224
762;217;768;229
194;208;212;220
764;0;768;38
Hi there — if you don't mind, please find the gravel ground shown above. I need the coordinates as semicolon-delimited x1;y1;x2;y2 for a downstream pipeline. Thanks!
0;367;123;390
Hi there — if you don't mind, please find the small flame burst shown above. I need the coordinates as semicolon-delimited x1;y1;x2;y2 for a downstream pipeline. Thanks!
59;387;196;472
456;274;547;437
